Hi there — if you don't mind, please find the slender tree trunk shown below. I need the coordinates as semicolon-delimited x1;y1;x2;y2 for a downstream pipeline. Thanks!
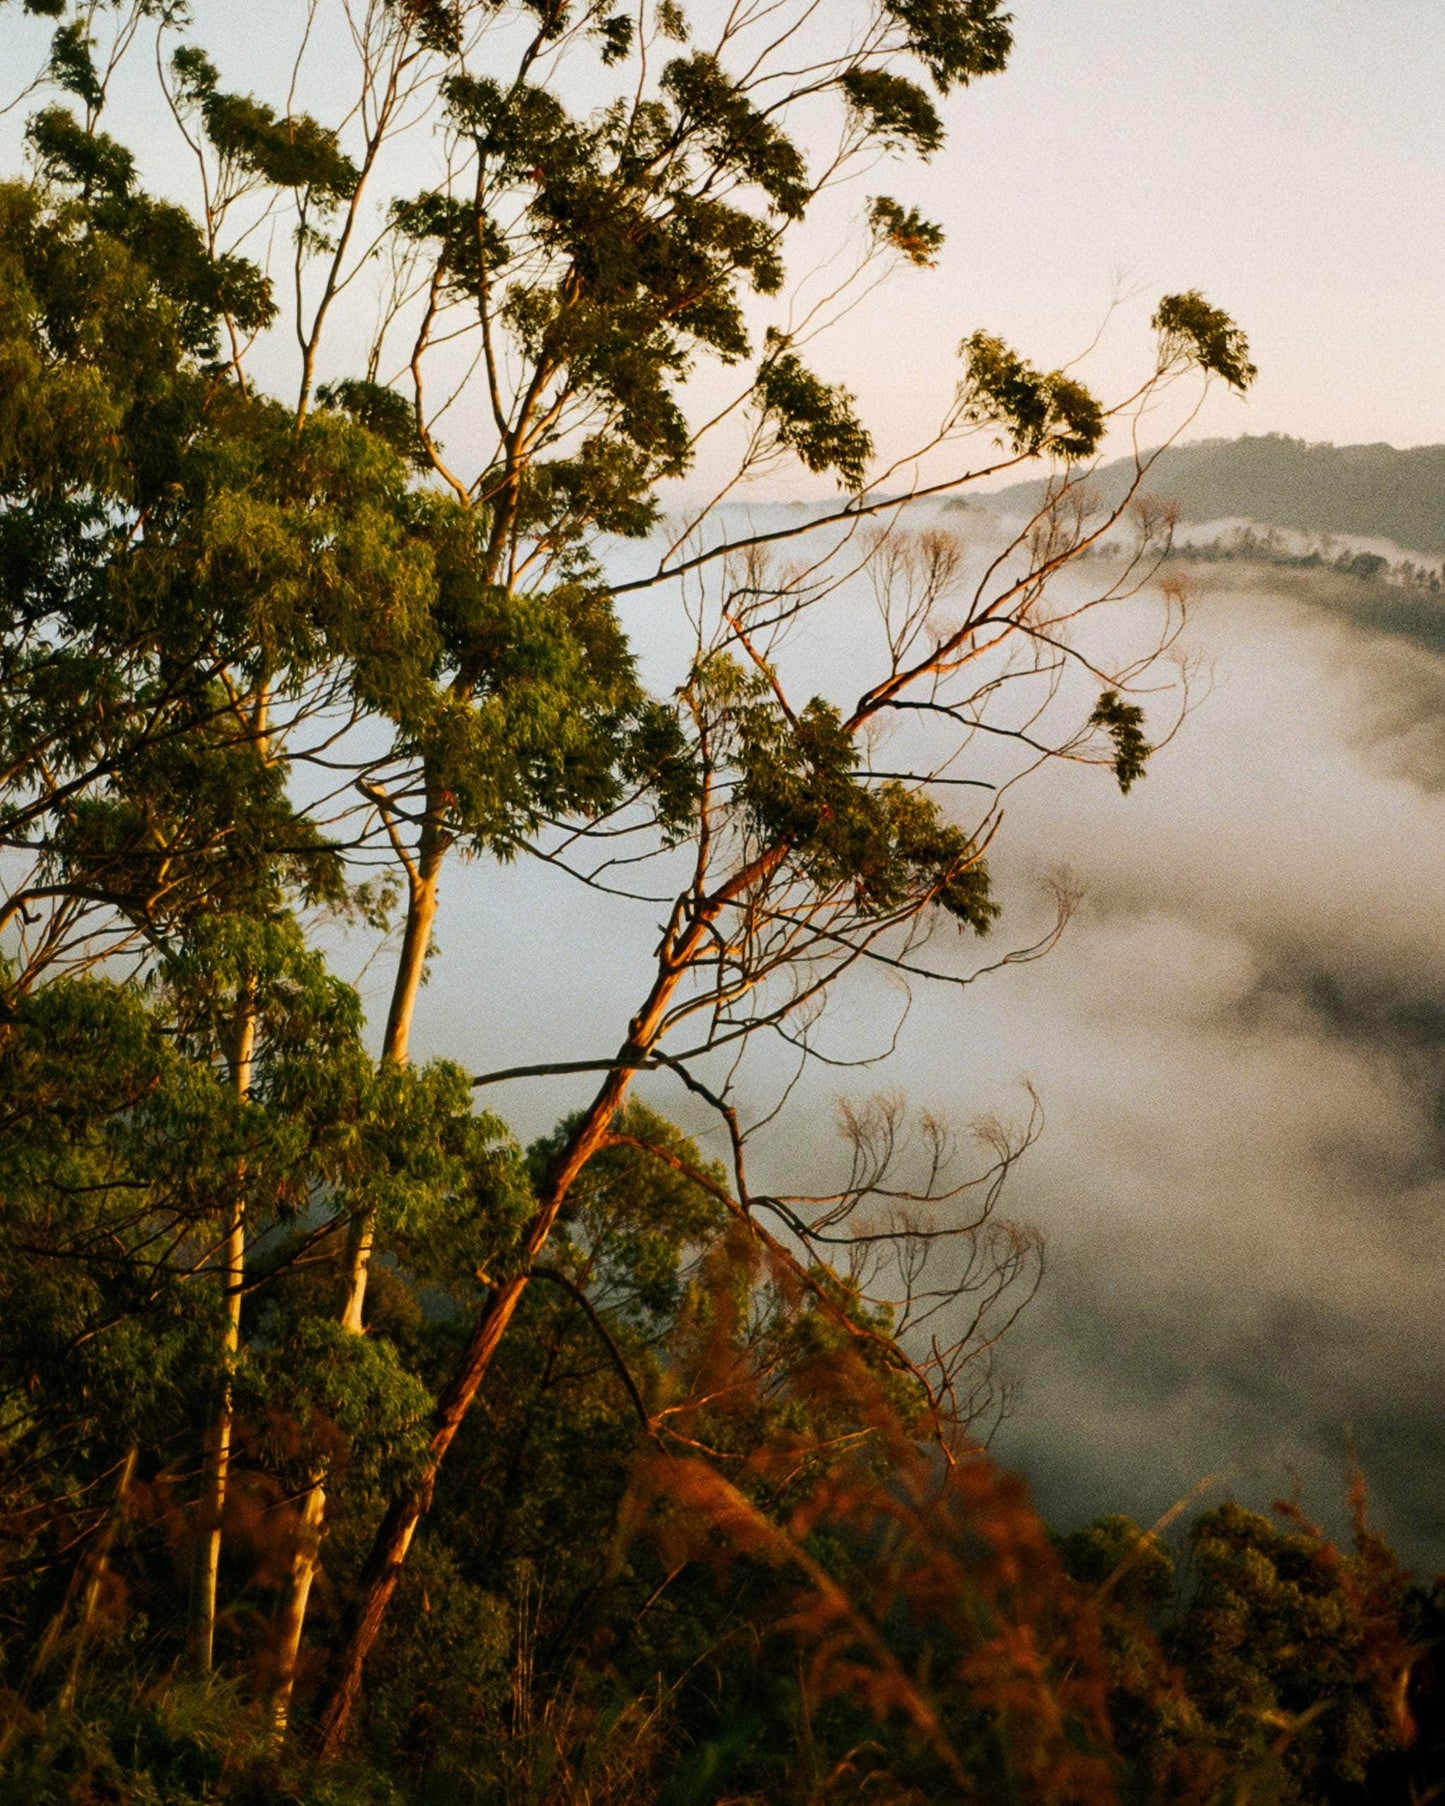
339;830;444;1329
189;1000;255;1673
268;1483;327;1737
314;848;787;1752
268;828;444;1733
317;1004;681;1750
51;1446;138;1714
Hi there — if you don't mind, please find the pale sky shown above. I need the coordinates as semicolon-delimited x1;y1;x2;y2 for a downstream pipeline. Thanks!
4;2;1442;466
868;1;1445;455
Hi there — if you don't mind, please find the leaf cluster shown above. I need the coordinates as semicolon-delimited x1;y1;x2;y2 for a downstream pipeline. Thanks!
1152;290;1257;392
883;0;1014;93
756;337;874;490
735;690;998;929
1088;690;1150;794
960;330;1105;461
171;46;360;205
868;194;945;266
842;69;944;157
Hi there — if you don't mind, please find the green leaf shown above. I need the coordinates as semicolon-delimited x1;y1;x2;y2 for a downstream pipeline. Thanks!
657;0;687;41
868;195;944;265
317;378;428;470
201;90;359;203
1089;689;1150;793
757;337;873;489
26;106;134;197
661;52;809;218
1153;290;1257;392
841;69;943;156
47;21;104;111
387;0;464;53
883;0;1013;94
597;11;634;64
960;330;1104;461
169;44;220;106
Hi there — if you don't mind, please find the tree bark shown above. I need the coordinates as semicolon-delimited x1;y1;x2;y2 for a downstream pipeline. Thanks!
339;828;444;1329
317;985;690;1749
189;999;255;1672
269;1482;328;1738
268;827;444;1727
316;1158;618;1750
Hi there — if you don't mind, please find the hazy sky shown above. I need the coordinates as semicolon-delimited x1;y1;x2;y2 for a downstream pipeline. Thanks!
4;2;1442;460
862;1;1445;459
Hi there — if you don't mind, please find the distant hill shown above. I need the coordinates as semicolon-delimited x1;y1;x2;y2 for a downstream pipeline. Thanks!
989;435;1445;556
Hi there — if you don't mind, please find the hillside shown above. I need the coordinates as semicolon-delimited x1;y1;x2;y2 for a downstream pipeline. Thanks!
989;434;1445;555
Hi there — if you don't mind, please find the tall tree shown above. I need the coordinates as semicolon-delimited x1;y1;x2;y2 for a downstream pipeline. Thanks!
0;0;1257;1755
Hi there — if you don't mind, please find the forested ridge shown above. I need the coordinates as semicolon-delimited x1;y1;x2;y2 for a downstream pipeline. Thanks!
993;435;1445;557
0;1;1441;1801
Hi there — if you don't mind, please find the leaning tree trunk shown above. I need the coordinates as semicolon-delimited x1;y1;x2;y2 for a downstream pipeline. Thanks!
316;1059;637;1752
312;847;787;1751
266;1483;328;1735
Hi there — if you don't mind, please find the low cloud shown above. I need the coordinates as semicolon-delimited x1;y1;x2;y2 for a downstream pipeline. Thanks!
407;555;1445;1569
974;576;1445;1565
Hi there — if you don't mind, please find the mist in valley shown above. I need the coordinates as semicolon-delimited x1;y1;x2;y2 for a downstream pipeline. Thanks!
396;514;1445;1568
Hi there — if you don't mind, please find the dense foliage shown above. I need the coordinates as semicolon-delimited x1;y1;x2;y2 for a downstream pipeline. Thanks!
2;1170;1442;1804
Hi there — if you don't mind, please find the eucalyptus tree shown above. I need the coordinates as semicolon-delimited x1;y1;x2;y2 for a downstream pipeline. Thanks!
0;13;655;1695
315;280;1253;1744
0;0;1256;1750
